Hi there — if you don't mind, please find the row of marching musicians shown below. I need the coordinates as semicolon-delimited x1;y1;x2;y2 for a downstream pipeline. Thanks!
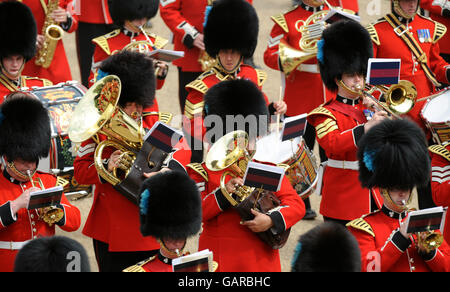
0;0;449;272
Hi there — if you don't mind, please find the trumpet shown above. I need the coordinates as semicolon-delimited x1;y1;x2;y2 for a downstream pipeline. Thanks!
26;170;64;226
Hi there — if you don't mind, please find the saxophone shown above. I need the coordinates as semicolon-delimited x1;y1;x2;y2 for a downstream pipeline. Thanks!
35;0;64;68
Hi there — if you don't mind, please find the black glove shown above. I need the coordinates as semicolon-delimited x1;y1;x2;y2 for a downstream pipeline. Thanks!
446;68;450;84
443;8;450;17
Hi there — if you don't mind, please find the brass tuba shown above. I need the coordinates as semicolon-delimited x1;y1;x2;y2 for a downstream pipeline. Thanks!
35;0;64;68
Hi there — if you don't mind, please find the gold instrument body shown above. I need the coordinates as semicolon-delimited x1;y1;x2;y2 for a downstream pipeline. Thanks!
27;171;66;226
68;75;145;187
205;131;255;206
198;51;217;72
35;0;64;68
417;230;444;253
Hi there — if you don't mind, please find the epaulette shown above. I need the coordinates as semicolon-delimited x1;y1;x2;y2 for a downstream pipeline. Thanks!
92;29;121;55
255;69;267;87
307;106;336;120
429;144;450;162
142;111;173;124
187;163;209;182
271;13;289;33
150;33;169;49
184;99;204;120
346;215;376;237
432;21;447;44
365;23;380;46
56;176;69;188
123;255;156;272
186;79;209;94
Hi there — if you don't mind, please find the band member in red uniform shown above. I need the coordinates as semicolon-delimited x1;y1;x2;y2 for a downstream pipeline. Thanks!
159;0;252;112
0;94;81;272
263;0;358;219
347;119;450;272
366;0;450;139
88;0;169;110
421;0;450;62
429;142;450;247
123;171;202;272
74;51;188;272
307;20;388;225
0;2;52;103
187;79;305;272
74;0;114;87
183;0;286;163
6;0;79;85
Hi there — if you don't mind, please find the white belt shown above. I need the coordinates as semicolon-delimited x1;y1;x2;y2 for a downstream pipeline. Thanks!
0;240;30;250
297;63;319;74
327;159;359;170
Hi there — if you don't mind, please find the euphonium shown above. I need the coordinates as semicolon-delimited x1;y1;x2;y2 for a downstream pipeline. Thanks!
26;170;65;226
205;131;255;206
35;0;64;68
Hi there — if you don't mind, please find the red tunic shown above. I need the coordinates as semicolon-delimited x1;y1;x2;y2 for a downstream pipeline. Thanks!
307;98;384;221
429;143;450;245
159;0;253;72
183;64;269;144
368;14;450;138
0;171;81;272
14;0;78;84
0;74;53;103
421;0;450;55
73;110;189;252
73;0;112;24
348;195;450;272
263;1;357;117
186;161;305;272
88;29;169;112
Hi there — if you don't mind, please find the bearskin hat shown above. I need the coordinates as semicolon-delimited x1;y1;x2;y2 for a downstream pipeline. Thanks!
99;50;155;108
357;119;430;190
0;93;50;162
204;0;259;58
139;171;202;240
109;0;159;26
291;222;361;272
317;20;373;92
0;2;37;61
14;236;90;272
203;79;269;143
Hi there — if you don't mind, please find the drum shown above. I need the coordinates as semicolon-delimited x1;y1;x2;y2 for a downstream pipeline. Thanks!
25;81;91;198
253;132;319;198
421;88;450;145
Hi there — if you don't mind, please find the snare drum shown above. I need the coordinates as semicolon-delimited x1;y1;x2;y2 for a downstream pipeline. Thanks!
25;81;91;198
421;88;450;145
253;132;319;198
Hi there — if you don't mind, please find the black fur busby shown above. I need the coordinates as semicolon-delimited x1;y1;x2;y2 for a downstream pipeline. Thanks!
0;93;51;162
99;50;155;108
14;236;90;272
291;222;361;272
0;2;37;61
203;79;269;142
357;119;430;190
317;20;373;92
204;0;259;58
109;0;159;26
139;171;202;240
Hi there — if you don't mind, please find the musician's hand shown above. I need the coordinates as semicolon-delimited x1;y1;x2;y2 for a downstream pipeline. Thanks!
364;110;388;132
273;101;287;115
108;150;123;172
193;34;205;51
362;95;378;110
36;35;45;51
225;177;243;194
143;167;171;178
10;187;40;215
154;61;169;79
241;208;274;233
51;7;68;24
399;218;412;239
